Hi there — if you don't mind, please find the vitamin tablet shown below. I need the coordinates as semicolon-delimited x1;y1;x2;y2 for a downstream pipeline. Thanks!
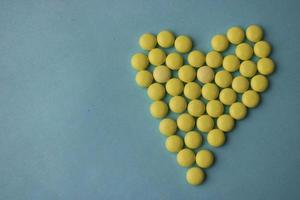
184;131;202;149
183;82;201;100
217;114;235;132
148;48;166;66
153;65;171;83
139;33;157;50
196;149;214;168
188;50;206;67
215;70;233;88
235;43;253;60
242;90;260;108
239;60;257;78
229;102;247;120
159;118;177;136
150;101;168;118
197;66;215;83
169;96;187;113
147;83;165;100
223;55;240;72
246;25;263;42
131;53;149;71
166;78;184;96
206;51;223;68
206;100;224;118
177;148;196;167
135;70;153;87
165;52;183;70
178;65;196;83
187;99;205;117
177;113;195;132
157;30;175;48
174;35;192;53
226;26;245;44
197;115;214;132
257;58;275;75
165;135;183;153
207;129;226;147
219;88;237;105
186;167;205;185
232;76;249;93
254;41;271;58
202;83;219;100
251;75;268;92
211;34;229;52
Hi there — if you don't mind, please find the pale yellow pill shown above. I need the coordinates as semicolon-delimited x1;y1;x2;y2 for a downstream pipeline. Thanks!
166;78;184;96
232;76;249;93
240;60;257;78
211;34;229;52
206;51;223;68
188;50;206;67
242;90;260;108
184;82;201;100
177;113;195;132
153;65;171;83
207;129;226;147
178;65;196;83
159;118;177;136
202;83;219;100
187;100;205;117
157;30;175;48
196;149;214;168
254;41;271;58
235;43;253;61
174;35;192;53
229;102;247;120
197;115;214;132
177;148;195;167
135;70;153;88
186;167;205;185
139;33;157;50
257;58;275;75
223;55;240;72
184;131;202;149
165;52;183;70
150;101;168;118
131;53;149;71
215;70;233;88
219;88;237;105
217;114;235;132
197;66;215;83
165;135;183;153
147;83;165;100
169;96;187;113
246;25;263;42
227;26;245;44
206;100;224;118
148;48;166;66
251;75;268;92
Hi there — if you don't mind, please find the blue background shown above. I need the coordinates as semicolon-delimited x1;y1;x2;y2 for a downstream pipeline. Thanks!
0;0;299;199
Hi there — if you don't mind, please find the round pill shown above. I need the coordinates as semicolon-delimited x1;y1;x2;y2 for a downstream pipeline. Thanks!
135;70;153;88
217;114;235;132
153;65;171;83
242;90;260;108
206;51;223;68
183;82;201;100
157;30;175;48
166;78;184;96
147;83;165;100
174;35;192;53
169;96;187;113
254;41;271;58
227;26;245;44
206;100;224;118
197;66;215;83
184;131;202;149
240;60;257;78
188;50;206;67
165;52;183;70
177;113;195;132
215;70;233;88
219;88;237;105
207;129;226;147
187;99;205;117
159;118;177;136
229;102;247;120
211;34;229;52
235;43;253;61
197;115;214;132
232;76;249;93
223;55;240;72
165;135;183;153
251;75;268;92
186;167;205;185
177;148;196;167
178;65;196;83
131;53;149;71
196;149;214;168
150;101;168;118
202;83;219;100
148;48;166;66
257;58;275;75
139;33;157;50
246;25;263;42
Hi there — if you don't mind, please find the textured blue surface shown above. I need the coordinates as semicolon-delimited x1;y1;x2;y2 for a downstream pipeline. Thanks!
0;0;300;199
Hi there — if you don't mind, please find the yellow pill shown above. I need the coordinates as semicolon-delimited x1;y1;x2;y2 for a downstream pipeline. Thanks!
165;52;183;70
219;88;237;105
178;65;196;83
197;115;214;132
246;25;263;42
159;118;177;136
148;48;166;66
207;129;225;147
177;148;195;167
131;53;149;71
251;75;268;92
187;99;205;117
188;50;206;67
197;66;215;83
139;33;157;50
184;131;202;149
186;167;205;185
235;43;253;60
196;149;214;168
217;114;235;132
183;82;201;100
174;35;192;53
223;55;240;72
165;135;183;153
211;34;229;52
206;100;224;118
254;41;271;58
227;26;245;44
153;65;171;83
157;30;175;48
166;78;184;96
232;76;249;93
240;60;257;78
242;90;260;108
150;101;168;118
229;102;247;120
147;83;165;100
202;83;219;100
206;51;223;68
215;70;233;88
135;70;153;88
169;96;187;113
257;58;275;75
177;113;195;132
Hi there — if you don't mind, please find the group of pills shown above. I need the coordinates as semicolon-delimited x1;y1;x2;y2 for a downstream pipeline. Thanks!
131;25;275;185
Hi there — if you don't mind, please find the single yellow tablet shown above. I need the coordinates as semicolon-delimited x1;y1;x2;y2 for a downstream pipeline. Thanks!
187;99;205;117
159;118;177;136
186;167;205;185
251;75;268;92
166;78;184;96
177;148;196;167
165;135;183;153
242;90;260;108
223;55;240;72
219;88;237;105
165;52;183;70
147;83;165;100
254;41;271;58
202;83;219;100
196;149;214;168
169;96;187;113
188;50;206;67
206;51;223;68
178;65;196;83
131;53;149;71
257;58;275;75
235;43;253;60
197;66;215;83
246;25;263;42
211;34;229;52
174;35;192;53
197;115;214;132
148;48;166;66
135;70;153;88
239;60;257;78
229;102;247;120
227;26;245;44
215;70;233;88
183;82;201;100
207;129;226;147
232;76;249;93
139;33;157;50
206;100;224;118
153;65;171;83
157;30;175;48
150;101;168;118
184;131;202;149
177;113;195;132
217;114;235;132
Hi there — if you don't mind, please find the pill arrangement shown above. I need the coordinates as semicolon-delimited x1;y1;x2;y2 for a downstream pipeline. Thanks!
131;25;275;185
